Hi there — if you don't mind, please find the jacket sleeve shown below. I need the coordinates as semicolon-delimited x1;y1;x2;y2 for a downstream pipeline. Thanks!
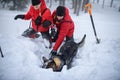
53;23;69;51
41;9;52;22
24;6;32;20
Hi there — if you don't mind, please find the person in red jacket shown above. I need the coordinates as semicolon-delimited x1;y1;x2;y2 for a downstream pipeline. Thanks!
50;6;75;56
14;0;52;44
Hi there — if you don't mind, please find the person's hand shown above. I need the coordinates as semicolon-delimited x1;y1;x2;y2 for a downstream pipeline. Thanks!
14;15;25;20
51;28;56;37
42;20;52;28
50;50;57;58
34;16;42;26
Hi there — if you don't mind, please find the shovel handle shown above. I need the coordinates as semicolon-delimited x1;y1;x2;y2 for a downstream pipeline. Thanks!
84;3;92;16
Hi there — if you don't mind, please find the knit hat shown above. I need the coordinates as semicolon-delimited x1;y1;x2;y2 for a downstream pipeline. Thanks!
56;6;65;16
31;0;41;6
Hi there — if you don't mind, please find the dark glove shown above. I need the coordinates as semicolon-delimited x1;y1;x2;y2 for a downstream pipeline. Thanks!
42;20;52;28
51;28;56;36
34;16;42;26
50;50;57;58
14;15;25;20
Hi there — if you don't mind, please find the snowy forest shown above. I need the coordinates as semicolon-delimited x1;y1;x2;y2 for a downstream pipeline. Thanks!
0;0;120;80
0;0;120;15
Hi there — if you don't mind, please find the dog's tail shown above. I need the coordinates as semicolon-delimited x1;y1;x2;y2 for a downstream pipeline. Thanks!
77;34;86;47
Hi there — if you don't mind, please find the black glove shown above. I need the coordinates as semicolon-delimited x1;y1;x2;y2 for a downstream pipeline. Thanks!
50;28;57;42
50;50;57;58
51;28;56;37
14;15;25;20
42;20;52;28
34;16;42;26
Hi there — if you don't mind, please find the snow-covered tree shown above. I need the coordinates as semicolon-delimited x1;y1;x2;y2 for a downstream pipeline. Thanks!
0;0;30;10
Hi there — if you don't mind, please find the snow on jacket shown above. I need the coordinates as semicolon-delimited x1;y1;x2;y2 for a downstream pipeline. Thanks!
52;7;74;51
24;0;52;32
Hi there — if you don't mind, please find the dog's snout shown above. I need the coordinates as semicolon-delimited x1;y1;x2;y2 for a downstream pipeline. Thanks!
42;60;54;68
42;62;48;68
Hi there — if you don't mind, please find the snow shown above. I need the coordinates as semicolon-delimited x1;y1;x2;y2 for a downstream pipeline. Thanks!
0;3;120;80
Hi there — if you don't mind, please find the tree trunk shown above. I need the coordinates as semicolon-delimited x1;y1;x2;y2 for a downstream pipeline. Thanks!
49;0;52;8
46;0;49;3
119;6;120;12
102;0;105;8
73;0;77;14
93;0;95;3
54;0;57;2
110;0;113;7
97;0;99;4
59;0;65;6
76;0;82;16
12;0;16;10
72;0;74;9
82;0;85;11
63;0;65;6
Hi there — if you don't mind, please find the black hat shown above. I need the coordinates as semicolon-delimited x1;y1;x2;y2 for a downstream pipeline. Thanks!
32;0;41;6
56;6;65;16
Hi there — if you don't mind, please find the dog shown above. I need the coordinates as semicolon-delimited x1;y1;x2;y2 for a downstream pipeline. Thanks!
42;34;86;72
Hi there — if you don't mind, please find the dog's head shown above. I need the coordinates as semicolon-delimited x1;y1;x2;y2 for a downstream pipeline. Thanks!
42;56;63;72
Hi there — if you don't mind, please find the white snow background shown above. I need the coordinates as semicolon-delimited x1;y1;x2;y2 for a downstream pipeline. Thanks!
0;1;120;80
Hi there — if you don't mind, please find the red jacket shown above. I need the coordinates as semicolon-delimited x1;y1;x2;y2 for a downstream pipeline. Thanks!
52;7;74;51
24;0;52;32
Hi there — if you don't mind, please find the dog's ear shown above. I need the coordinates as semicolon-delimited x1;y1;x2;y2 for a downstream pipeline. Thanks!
42;58;54;69
42;56;49;63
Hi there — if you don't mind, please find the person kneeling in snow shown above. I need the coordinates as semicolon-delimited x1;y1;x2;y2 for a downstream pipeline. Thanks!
50;6;75;57
14;0;52;46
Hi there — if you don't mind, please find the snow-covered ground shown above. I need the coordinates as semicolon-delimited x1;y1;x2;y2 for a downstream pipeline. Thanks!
0;3;120;80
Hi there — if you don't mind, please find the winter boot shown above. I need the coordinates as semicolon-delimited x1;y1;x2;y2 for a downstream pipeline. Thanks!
22;28;40;38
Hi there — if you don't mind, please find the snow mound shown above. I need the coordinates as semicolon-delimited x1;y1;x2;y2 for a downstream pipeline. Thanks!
0;35;120;80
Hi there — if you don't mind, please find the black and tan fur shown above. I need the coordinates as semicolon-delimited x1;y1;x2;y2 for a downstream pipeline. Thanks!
42;34;86;72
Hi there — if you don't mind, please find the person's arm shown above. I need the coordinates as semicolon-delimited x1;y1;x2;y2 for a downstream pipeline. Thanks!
24;6;32;20
41;8;51;22
53;23;69;51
